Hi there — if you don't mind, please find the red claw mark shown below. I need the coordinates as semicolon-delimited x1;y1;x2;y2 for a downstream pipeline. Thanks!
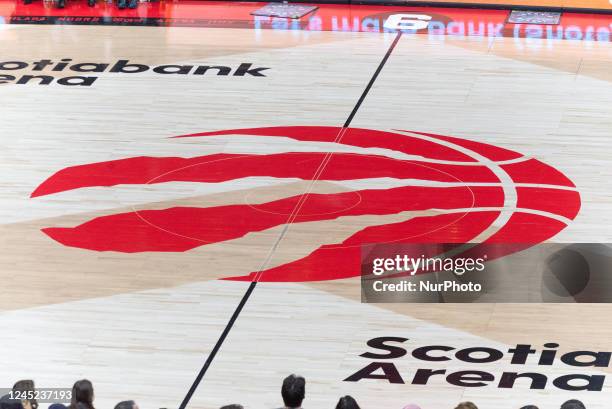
403;131;523;162
31;152;499;198
32;127;581;282
226;212;502;282
41;186;504;253
174;126;478;162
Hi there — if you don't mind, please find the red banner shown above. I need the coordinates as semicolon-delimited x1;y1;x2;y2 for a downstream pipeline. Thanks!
1;0;611;43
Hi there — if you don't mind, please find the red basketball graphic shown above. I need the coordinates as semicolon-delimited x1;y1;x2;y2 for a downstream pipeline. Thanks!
30;127;580;282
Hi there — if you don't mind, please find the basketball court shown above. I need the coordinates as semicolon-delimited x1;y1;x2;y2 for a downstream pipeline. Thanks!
0;1;611;408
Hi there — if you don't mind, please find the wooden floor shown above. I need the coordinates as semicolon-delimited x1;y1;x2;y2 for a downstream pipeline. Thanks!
1;5;612;409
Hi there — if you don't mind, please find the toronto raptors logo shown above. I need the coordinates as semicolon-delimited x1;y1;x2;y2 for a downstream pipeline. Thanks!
31;126;580;282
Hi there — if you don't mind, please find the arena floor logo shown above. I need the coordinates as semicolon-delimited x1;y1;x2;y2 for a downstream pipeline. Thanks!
345;336;609;391
30;126;581;282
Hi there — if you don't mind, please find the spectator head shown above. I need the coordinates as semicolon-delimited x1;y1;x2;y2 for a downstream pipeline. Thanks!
281;374;305;408
13;380;38;409
455;403;478;409
219;406;243;409
335;396;360;409
114;401;138;409
561;400;586;409
71;380;94;409
12;380;35;391
520;406;539;409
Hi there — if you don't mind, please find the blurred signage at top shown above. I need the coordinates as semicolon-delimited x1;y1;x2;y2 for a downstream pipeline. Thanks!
397;0;612;11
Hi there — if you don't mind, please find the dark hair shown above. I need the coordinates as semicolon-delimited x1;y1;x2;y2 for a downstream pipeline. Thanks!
335;396;360;409
12;380;34;391
561;400;586;409
70;380;94;409
455;403;478;409
520;406;539;409
13;379;38;409
219;406;243;409
281;374;305;408
114;401;135;409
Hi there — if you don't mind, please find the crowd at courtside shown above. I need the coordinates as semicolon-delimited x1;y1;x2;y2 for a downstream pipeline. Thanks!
0;377;589;409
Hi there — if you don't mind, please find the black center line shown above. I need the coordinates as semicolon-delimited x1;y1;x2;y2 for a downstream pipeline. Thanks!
178;30;403;409
344;31;403;128
178;281;256;409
